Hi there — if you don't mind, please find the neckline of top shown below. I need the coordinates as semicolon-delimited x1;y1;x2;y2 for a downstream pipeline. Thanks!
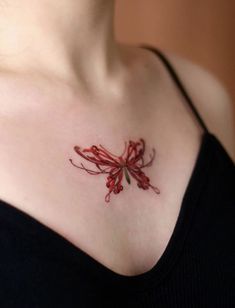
0;132;215;294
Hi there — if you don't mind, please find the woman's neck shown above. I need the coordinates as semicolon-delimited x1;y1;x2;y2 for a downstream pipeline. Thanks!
0;0;124;91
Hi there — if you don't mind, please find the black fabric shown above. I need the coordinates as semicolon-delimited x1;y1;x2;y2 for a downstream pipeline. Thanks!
0;45;235;308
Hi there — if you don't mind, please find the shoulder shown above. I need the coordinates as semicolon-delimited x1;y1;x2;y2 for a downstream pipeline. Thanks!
160;48;235;161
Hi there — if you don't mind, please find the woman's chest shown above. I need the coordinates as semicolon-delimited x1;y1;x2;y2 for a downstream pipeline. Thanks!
0;101;202;276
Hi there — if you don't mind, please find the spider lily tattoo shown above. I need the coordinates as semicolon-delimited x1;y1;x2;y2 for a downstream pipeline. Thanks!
69;138;160;203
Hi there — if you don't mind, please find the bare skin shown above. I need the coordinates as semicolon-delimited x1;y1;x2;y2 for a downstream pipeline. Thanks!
0;1;234;277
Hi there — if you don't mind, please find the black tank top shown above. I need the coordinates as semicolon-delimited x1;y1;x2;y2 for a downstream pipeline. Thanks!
0;45;234;308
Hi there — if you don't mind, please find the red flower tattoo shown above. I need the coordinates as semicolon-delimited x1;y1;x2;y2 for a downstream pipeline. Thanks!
69;138;160;203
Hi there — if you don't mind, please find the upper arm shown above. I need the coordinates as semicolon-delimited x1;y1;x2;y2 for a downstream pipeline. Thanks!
164;50;235;161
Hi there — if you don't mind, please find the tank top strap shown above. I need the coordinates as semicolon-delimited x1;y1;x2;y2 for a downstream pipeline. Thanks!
139;44;209;134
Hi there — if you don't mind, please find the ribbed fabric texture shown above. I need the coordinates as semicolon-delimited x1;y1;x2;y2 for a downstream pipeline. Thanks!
0;45;234;307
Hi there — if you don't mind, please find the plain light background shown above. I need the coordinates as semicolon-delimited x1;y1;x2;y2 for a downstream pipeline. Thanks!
115;0;235;107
